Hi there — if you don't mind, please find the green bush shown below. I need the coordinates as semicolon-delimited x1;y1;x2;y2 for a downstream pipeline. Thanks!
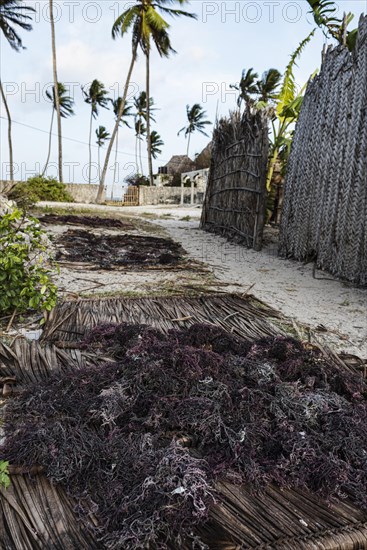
124;173;150;187
10;175;74;206
0;204;58;315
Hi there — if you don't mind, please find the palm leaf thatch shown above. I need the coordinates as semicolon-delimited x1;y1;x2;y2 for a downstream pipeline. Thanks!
201;109;269;250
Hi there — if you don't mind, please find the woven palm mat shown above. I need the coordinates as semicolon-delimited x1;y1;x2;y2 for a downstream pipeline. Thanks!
41;293;286;346
1;293;367;549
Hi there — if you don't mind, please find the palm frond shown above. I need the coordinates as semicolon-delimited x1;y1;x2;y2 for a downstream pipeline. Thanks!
0;0;35;50
82;79;110;118
306;0;358;50
46;83;75;118
96;125;110;146
157;6;197;19
276;30;315;118
112;7;139;39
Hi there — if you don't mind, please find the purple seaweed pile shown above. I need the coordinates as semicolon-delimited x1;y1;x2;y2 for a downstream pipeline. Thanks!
2;323;367;548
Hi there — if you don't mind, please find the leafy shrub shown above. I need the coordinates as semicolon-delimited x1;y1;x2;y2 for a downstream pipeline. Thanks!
0;200;58;315
124;173;150;187
9;175;74;206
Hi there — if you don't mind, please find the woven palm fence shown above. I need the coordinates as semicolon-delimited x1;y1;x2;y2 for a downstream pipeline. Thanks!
201;109;269;251
279;15;367;286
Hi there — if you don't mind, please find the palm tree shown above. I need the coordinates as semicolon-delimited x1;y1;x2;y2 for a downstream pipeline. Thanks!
49;0;63;182
230;68;259;108
82;79;110;184
178;104;212;157
256;69;282;104
231;68;281;109
150;130;164;159
97;0;197;202
135;120;147;176
111;97;132;198
95;126;110;182
141;1;196;186
134;92;147;174
133;91;156;175
42;83;74;177
0;0;35;183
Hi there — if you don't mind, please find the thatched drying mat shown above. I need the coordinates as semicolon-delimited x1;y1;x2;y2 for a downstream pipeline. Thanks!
2;472;367;549
0;338;89;385
41;293;286;346
0;475;98;549
55;230;190;271
195;483;367;549
1;293;367;549
40;293;365;376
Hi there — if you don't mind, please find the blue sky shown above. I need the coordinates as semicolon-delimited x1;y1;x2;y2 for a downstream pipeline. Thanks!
1;0;367;195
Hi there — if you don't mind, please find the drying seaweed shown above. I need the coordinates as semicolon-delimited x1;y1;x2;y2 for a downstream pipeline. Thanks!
40;214;134;230
56;229;185;268
2;323;367;549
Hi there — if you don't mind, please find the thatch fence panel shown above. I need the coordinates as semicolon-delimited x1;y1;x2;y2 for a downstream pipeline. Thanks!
201;110;268;251
280;15;367;286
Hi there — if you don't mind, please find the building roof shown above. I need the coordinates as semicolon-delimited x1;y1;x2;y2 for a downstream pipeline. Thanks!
195;142;212;169
164;155;197;175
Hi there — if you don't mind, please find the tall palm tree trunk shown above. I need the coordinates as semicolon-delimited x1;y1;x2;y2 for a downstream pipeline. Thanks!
187;132;191;158
97;45;138;203
146;48;154;186
88;109;93;184
138;121;144;176
0;80;14;183
111;129;119;199
49;0;63;182
42;108;55;177
135;131;139;174
139;138;144;176
98;146;101;182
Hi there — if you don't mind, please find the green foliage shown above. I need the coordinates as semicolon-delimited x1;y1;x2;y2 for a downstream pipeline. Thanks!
178;104;212;139
306;0;357;50
150;130;164;159
276;30;315;120
113;97;133;127
266;31;316;191
46;82;75;118
231;68;282;108
0;461;10;489
0;0;35;52
0;207;58;315
111;0;196;59
95;126;110;147
82;79;110;118
124;173;150;186
10;175;74;206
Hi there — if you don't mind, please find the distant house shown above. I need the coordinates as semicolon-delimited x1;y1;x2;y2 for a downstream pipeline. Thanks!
155;155;196;187
155;150;210;187
165;155;197;174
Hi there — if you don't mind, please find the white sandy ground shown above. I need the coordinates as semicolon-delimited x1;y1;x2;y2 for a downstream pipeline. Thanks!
38;202;367;357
